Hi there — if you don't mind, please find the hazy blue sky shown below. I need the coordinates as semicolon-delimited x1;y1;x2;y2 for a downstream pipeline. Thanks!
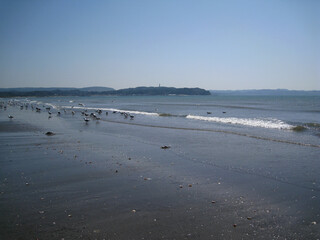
0;0;319;90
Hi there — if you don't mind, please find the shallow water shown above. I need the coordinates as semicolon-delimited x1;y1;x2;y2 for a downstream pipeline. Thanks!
1;95;320;239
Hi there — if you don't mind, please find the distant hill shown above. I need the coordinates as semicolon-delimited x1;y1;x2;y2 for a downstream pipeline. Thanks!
0;87;114;92
210;89;320;96
0;86;210;97
107;87;211;96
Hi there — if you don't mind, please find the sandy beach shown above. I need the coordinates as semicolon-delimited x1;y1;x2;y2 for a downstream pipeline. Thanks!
1;103;320;240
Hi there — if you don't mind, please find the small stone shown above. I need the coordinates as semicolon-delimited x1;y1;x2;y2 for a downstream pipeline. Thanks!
247;217;252;220
25;183;29;186
161;145;171;149
311;221;317;225
128;158;131;160
211;201;216;204
132;209;136;213
45;131;55;136
179;185;183;188
68;214;72;218
39;211;45;214
115;170;118;173
233;224;237;228
188;184;192;187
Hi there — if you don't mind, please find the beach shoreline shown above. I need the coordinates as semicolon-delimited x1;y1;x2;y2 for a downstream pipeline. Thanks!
0;103;319;239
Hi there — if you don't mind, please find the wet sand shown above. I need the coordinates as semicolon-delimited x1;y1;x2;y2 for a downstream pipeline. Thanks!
0;106;320;239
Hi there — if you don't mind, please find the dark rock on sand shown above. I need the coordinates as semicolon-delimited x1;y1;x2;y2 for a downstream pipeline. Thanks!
45;131;55;136
161;145;171;149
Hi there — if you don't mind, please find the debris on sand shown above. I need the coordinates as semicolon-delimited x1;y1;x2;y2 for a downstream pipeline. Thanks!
45;131;55;136
161;145;171;149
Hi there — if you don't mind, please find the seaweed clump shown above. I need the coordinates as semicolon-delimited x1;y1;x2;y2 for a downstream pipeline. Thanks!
292;126;307;132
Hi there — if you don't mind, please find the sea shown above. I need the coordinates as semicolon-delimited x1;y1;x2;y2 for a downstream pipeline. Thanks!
1;94;320;238
6;94;320;148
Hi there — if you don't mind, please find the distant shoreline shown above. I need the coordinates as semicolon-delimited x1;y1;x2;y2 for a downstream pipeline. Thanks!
0;86;211;97
0;87;319;97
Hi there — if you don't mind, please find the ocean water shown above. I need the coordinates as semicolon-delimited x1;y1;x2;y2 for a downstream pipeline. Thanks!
8;94;320;147
1;94;320;238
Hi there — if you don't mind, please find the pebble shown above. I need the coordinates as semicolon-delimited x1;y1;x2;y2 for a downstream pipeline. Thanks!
161;145;171;149
45;131;55;136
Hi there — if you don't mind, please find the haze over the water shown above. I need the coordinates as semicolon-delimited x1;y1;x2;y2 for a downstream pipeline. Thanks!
0;0;319;90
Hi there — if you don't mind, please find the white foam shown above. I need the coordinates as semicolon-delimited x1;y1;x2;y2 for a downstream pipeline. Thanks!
45;103;58;109
186;115;293;130
62;106;158;116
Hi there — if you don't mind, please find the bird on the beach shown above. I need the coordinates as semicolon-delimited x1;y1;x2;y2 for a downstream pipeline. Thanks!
84;118;90;123
130;115;134;120
8;115;13;119
71;111;75;115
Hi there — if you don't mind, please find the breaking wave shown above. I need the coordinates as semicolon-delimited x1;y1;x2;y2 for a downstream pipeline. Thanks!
186;115;293;130
63;106;159;116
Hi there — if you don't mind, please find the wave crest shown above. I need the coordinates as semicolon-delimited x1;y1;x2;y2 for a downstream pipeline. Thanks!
186;115;293;130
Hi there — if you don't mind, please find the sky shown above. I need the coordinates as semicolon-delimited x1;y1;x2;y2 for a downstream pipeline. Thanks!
0;0;319;90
